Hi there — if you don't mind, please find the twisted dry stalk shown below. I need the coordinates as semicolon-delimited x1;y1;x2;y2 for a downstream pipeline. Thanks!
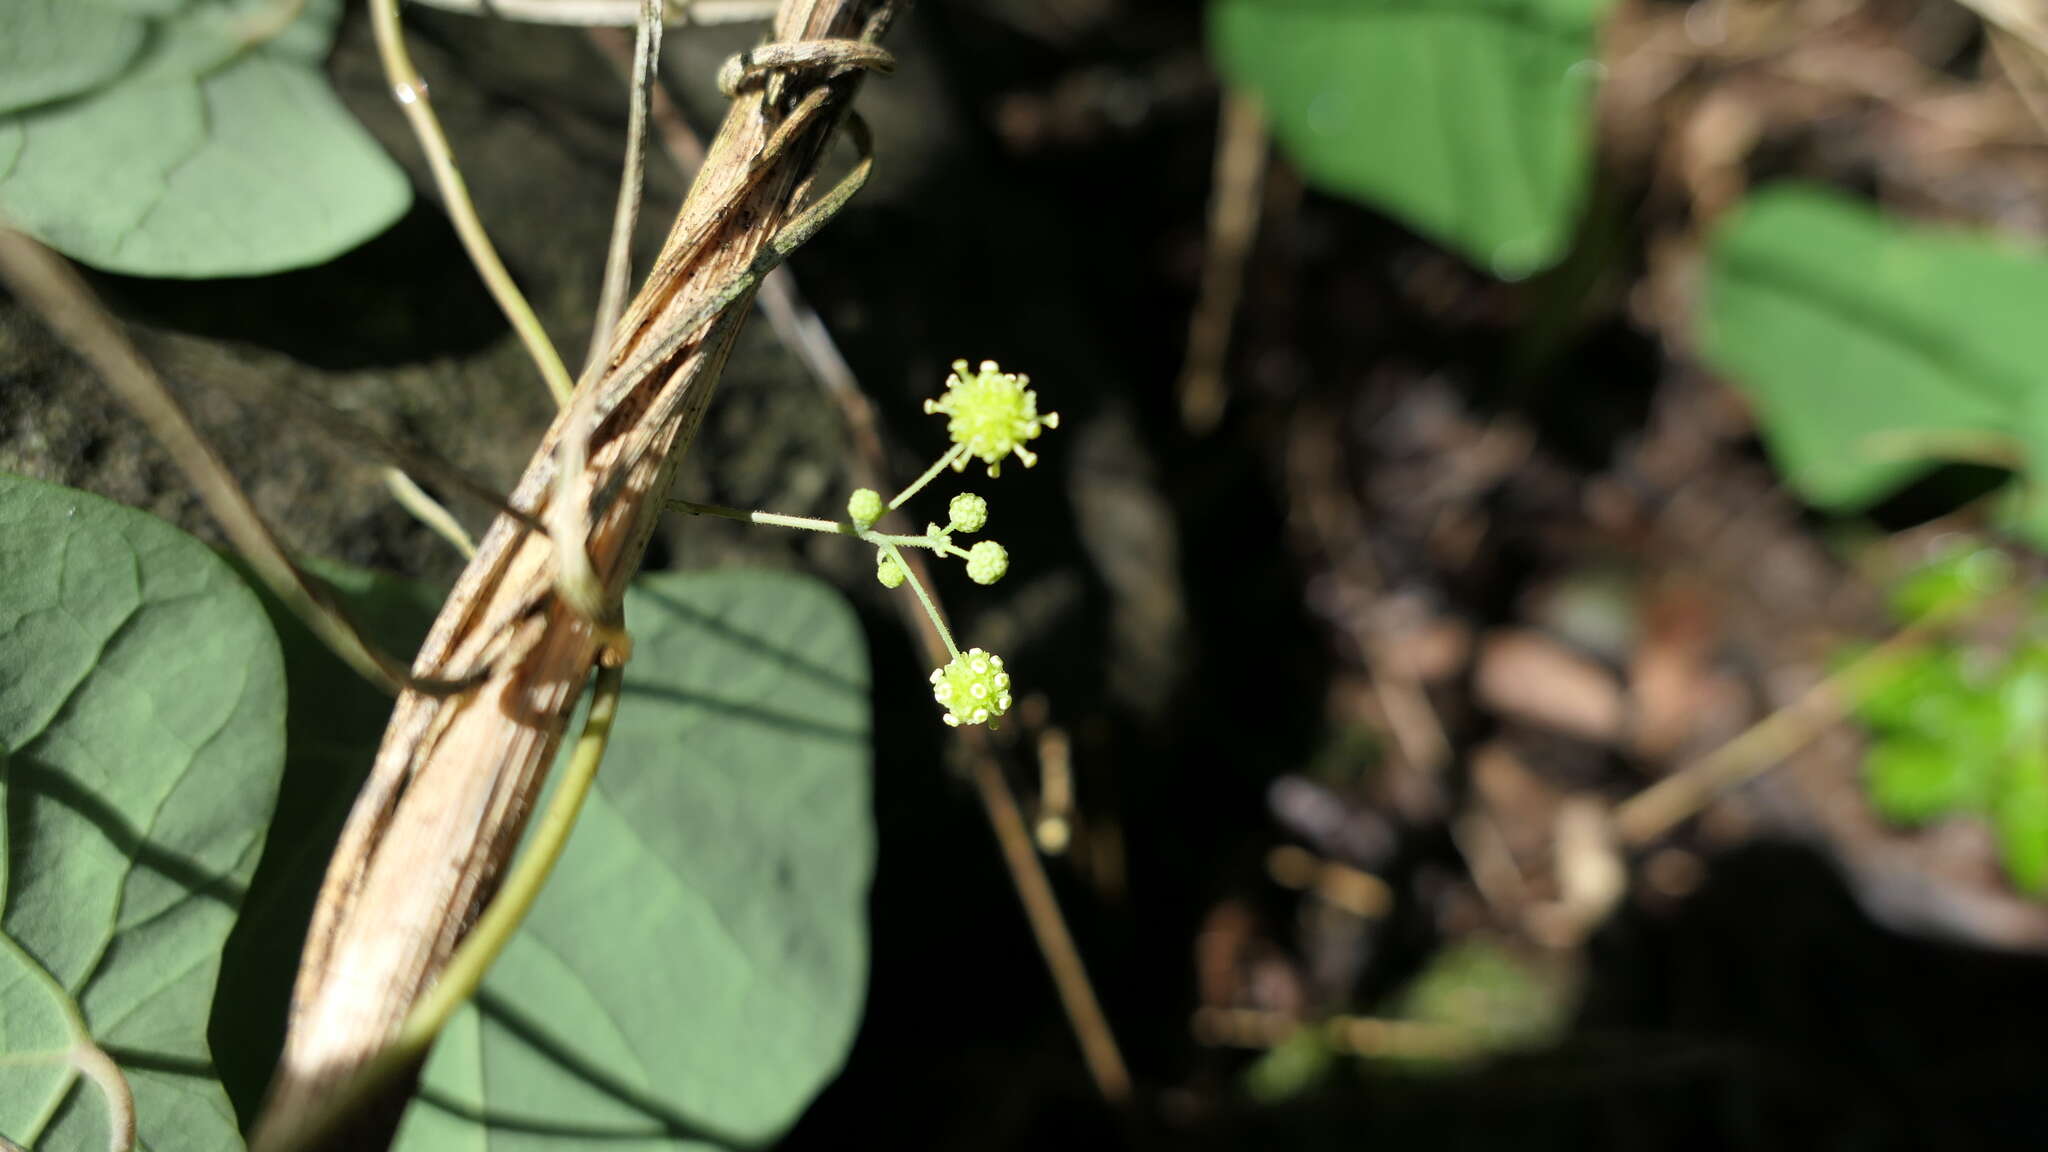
250;0;904;1144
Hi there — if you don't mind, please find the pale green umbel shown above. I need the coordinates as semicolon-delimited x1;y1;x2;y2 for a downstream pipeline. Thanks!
671;357;1056;728
926;359;1059;477
931;648;1014;728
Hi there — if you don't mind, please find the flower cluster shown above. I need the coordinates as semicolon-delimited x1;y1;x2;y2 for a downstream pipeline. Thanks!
931;648;1012;727
926;359;1059;477
674;359;1055;728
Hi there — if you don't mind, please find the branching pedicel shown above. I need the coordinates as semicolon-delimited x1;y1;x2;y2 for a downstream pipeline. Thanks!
675;359;1056;727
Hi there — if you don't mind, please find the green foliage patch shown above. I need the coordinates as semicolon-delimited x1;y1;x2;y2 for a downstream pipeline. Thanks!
1207;0;1613;277
393;571;874;1151
0;0;410;277
1391;937;1568;1056
0;465;875;1148
1849;544;2048;893
1701;185;2048;545
224;559;875;1151
0;0;147;114
0;471;285;1151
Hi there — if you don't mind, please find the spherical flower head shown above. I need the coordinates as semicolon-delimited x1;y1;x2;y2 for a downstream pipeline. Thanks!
847;487;884;531
948;492;988;533
925;359;1059;477
965;540;1008;586
875;550;906;588
929;647;1012;727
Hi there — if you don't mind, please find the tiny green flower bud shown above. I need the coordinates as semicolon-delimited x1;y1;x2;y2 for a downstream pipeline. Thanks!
924;359;1059;477
965;540;1009;585
875;551;905;588
847;487;884;531
928;647;1013;727
948;492;989;533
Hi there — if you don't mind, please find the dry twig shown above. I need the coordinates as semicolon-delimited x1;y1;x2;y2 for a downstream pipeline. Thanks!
1612;622;1936;846
252;0;904;1144
1178;90;1267;434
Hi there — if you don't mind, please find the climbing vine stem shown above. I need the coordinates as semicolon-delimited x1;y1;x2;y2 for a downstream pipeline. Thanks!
368;0;576;406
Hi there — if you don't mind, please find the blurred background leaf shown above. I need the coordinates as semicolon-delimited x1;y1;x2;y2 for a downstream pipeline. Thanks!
1207;0;1613;278
1701;184;2048;542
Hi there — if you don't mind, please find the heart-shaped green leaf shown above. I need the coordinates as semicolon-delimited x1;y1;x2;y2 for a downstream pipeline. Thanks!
1701;185;2048;530
0;0;147;115
393;570;873;1150
0;471;285;1150
221;560;873;1149
0;0;410;277
1208;0;1613;277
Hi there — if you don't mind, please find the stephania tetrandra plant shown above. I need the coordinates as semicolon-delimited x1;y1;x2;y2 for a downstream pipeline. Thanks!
674;358;1056;727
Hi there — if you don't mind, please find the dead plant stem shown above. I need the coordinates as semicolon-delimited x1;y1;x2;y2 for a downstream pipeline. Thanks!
1613;621;1938;846
255;1;904;1144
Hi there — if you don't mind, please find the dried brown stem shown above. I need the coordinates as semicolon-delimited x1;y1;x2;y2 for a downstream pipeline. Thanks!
1177;90;1267;434
250;2;903;1146
1612;622;1936;847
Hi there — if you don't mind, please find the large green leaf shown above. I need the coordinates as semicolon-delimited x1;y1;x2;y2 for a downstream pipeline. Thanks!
0;471;286;1150
1208;0;1612;277
0;0;147;115
0;0;410;277
1701;185;2048;525
394;570;874;1150
218;561;873;1147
